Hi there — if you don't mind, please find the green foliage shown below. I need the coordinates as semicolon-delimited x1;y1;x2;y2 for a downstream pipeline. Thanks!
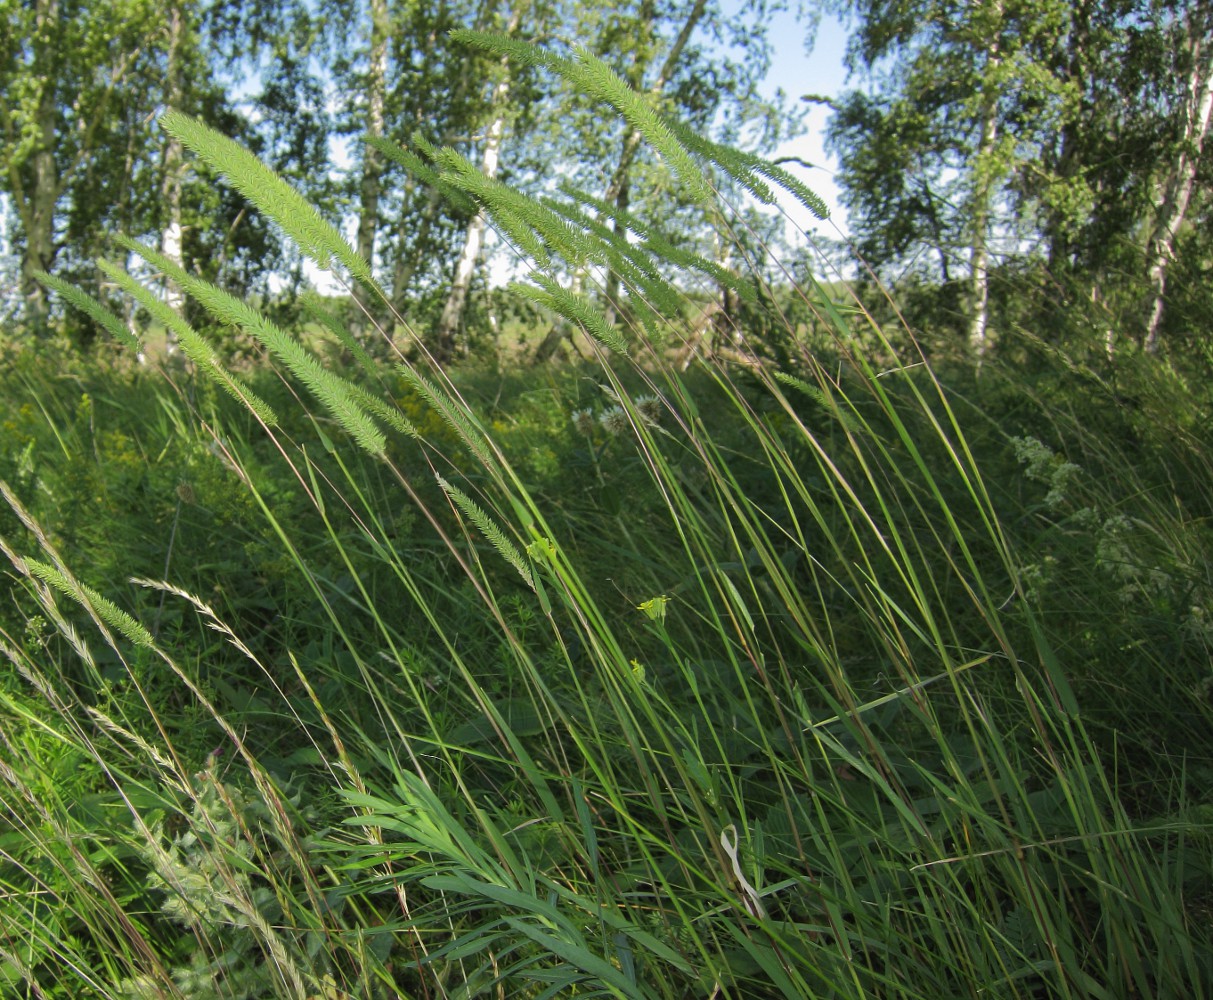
31;270;143;355
826;0;1213;354
158;110;381;295
3;37;1213;1000
453;30;713;203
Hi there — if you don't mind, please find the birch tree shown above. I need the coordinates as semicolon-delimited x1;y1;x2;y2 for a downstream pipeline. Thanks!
434;0;528;360
0;0;283;341
349;0;390;344
827;0;1213;357
0;0;156;334
159;0;187;352
1142;3;1213;353
365;0;792;358
826;0;1072;353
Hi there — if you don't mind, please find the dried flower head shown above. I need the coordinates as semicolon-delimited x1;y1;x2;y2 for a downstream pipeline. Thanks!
599;406;630;436
635;394;664;426
571;408;596;437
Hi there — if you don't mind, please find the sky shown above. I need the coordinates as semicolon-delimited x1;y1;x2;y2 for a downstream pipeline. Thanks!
748;7;853;240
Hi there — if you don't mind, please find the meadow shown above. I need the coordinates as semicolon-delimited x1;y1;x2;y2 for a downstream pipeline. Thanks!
2;102;1212;999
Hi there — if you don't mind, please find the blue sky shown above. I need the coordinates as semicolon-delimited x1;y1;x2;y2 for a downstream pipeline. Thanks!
752;7;853;238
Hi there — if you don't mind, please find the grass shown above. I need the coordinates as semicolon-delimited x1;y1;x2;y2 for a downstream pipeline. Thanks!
2;88;1213;998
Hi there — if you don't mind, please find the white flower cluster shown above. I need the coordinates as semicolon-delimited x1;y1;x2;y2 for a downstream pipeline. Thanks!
570;394;664;438
1011;435;1082;511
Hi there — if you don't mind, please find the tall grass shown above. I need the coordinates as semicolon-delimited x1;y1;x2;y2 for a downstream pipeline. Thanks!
2;40;1212;999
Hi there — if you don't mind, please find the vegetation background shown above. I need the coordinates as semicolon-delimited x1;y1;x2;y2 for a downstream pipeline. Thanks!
1;1;1212;997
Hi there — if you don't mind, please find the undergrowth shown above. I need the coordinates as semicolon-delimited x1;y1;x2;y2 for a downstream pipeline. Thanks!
1;34;1212;1000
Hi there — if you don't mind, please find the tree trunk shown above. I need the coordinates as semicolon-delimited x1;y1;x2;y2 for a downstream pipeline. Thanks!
600;0;707;327
159;1;186;356
968;19;1001;359
18;0;61;335
352;0;390;346
390;183;443;345
118;113;147;357
713;239;740;346
21;109;58;335
1143;9;1213;354
435;0;526;361
601;170;630;327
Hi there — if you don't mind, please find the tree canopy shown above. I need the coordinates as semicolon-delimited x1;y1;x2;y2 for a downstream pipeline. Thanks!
826;0;1213;356
1;0;803;355
3;0;1209;360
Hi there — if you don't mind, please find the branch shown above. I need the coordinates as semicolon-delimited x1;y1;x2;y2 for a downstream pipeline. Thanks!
0;99;32;228
61;46;144;198
801;93;838;111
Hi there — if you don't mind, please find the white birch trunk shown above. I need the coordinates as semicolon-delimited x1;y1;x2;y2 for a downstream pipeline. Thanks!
159;2;185;356
1143;13;1213;354
352;0;390;343
968;22;1001;360
436;0;526;358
